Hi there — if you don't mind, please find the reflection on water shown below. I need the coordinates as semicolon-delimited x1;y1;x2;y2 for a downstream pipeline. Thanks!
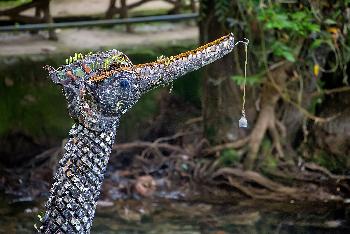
0;195;349;234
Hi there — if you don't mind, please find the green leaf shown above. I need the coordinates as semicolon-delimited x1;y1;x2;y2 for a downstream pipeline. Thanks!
258;6;319;36
324;18;337;25
219;149;240;166
281;51;296;62
291;11;307;21
305;23;320;33
231;74;262;86
310;39;324;49
271;42;296;62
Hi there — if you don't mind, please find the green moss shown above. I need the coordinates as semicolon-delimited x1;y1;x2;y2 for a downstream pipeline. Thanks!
204;126;217;143
129;8;171;17
0;56;72;138
219;149;240;166
262;154;278;171
311;150;346;173
0;0;30;8
259;138;278;171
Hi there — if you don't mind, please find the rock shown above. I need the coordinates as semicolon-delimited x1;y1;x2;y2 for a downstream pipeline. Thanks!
24;207;39;213
96;200;114;208
324;220;342;228
134;175;156;197
118;207;142;222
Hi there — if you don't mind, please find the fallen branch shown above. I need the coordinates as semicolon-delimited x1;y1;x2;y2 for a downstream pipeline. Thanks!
113;141;188;155
154;130;199;144
311;86;350;97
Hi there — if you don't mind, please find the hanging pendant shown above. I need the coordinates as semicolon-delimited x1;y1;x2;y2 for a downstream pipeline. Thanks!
237;38;249;129
239;115;248;128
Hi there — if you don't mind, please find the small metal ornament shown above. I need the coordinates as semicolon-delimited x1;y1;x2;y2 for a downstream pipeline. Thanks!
239;112;248;128
238;39;249;128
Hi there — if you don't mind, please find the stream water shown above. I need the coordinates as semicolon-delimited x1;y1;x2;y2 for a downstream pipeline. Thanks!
1;195;349;234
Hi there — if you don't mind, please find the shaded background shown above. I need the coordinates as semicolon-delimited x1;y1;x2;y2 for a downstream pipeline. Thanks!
0;0;350;233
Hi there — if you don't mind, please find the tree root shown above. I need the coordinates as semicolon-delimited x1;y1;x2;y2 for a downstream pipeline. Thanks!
303;162;350;181
205;102;287;170
202;137;250;156
113;141;188;155
15;122;348;203
211;167;296;193
107;124;349;202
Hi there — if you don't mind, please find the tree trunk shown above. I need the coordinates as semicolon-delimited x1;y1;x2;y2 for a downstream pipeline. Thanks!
243;64;291;169
42;0;57;40
106;0;117;19
200;0;244;144
120;0;132;33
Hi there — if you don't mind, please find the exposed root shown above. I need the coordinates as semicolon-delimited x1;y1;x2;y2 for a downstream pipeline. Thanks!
202;137;250;156
242;63;293;170
8;118;348;203
303;162;350;181
276;120;287;138
268;120;285;158
211;167;296;194
106;126;348;202
243;105;281;170
113;141;188;155
226;176;255;198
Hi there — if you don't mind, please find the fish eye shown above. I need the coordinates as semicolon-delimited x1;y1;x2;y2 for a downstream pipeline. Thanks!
119;79;130;89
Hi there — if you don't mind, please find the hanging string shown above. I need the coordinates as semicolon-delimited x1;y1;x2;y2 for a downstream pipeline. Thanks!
236;38;249;128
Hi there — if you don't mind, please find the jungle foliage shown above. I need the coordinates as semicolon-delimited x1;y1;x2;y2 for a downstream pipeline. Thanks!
200;0;350;171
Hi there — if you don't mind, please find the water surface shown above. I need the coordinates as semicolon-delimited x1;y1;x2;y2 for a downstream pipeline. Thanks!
1;195;349;234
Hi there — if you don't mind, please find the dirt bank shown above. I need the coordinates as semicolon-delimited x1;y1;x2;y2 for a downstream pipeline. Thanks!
0;0;197;56
0;24;198;56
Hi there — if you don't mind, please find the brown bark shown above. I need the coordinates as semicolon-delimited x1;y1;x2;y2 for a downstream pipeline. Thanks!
190;0;196;13
120;0;132;33
0;0;57;40
106;0;118;19
243;63;292;170
42;0;57;40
